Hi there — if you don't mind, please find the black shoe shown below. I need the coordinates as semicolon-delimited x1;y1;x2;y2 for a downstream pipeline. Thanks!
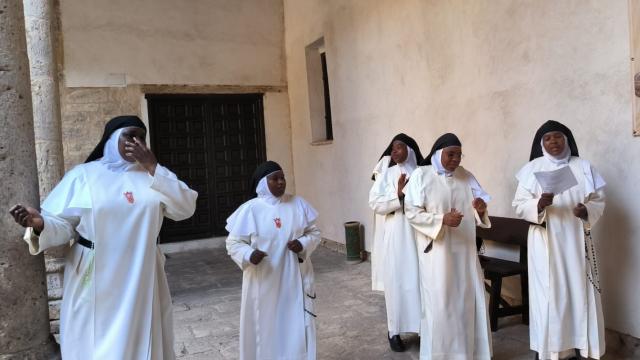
574;348;584;359
568;348;582;360
388;333;405;352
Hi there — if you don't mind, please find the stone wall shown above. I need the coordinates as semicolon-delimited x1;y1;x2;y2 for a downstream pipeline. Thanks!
60;86;142;169
45;257;64;343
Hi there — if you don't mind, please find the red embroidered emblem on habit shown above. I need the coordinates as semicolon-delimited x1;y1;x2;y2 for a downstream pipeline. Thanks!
274;218;282;229
124;192;134;204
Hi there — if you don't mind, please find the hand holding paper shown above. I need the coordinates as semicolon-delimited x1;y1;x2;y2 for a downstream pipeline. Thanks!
538;193;554;212
534;166;578;195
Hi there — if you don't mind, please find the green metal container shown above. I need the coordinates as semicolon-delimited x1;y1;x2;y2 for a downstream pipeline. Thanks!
344;221;362;264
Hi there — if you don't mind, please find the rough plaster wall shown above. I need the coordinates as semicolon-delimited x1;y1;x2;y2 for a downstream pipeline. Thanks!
263;91;296;192
284;0;640;337
60;0;285;87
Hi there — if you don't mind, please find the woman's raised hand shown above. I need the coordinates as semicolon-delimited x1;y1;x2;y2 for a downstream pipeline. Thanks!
125;137;158;175
9;204;44;232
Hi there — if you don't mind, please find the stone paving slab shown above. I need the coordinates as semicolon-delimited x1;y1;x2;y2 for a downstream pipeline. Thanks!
165;246;618;359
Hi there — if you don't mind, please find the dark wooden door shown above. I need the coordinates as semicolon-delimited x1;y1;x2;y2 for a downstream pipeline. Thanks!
147;94;267;242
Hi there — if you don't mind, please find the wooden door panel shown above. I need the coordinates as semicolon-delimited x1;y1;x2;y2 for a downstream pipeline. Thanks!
209;96;266;235
147;94;266;242
148;98;212;242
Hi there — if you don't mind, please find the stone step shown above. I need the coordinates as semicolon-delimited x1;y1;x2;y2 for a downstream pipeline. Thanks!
46;272;63;301
45;257;65;273
48;286;63;301
48;299;61;320
50;319;60;334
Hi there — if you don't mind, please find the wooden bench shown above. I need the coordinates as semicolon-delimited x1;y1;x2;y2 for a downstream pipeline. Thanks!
476;216;531;332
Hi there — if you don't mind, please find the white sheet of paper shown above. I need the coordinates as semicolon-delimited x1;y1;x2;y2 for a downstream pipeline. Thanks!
534;166;578;194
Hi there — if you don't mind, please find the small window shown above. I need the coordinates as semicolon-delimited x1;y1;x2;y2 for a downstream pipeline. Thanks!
320;52;333;140
305;37;333;143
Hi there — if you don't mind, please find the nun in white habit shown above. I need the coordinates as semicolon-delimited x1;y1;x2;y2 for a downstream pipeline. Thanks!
226;161;321;360
368;133;424;352
403;133;492;360
9;115;198;360
513;120;606;360
370;153;390;292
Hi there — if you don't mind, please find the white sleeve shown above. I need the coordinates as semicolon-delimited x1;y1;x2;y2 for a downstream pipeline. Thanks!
512;183;547;224
297;223;321;260
403;170;445;240
583;188;605;229
368;172;402;215
226;235;254;270
24;212;79;255
474;208;491;228
150;165;198;221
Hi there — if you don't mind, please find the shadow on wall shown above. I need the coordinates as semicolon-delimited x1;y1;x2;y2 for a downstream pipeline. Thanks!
599;197;634;329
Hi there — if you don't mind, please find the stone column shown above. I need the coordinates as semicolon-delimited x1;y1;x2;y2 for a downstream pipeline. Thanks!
23;0;66;343
0;0;57;358
24;0;64;198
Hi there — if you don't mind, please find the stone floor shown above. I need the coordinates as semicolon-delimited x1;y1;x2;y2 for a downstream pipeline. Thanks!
165;246;620;360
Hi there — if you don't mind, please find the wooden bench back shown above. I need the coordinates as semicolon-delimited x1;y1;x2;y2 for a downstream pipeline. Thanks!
476;216;530;246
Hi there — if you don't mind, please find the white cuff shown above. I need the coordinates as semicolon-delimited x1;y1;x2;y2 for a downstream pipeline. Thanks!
243;248;254;267
23;227;41;255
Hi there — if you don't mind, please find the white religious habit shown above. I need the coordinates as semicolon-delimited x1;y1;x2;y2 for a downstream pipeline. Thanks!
404;160;493;360
23;129;198;360
368;150;421;336
370;155;390;291
226;180;321;360
513;154;606;360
